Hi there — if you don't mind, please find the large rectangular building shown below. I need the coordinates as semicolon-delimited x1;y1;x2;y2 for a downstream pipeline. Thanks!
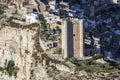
62;19;84;58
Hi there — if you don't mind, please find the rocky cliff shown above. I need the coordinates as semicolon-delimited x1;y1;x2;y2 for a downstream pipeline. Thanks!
0;22;40;80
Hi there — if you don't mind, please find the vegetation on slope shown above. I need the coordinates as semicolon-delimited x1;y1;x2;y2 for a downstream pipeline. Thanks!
0;60;19;77
71;54;119;73
5;60;19;77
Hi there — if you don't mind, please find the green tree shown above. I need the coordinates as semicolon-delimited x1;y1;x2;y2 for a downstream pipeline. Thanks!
6;60;19;77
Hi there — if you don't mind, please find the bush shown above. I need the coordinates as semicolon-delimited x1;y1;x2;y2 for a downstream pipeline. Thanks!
7;16;14;22
41;20;47;30
71;58;119;73
55;47;62;54
92;54;103;60
43;32;49;40
56;26;61;32
5;60;19;77
13;66;19;77
0;67;4;73
6;60;15;76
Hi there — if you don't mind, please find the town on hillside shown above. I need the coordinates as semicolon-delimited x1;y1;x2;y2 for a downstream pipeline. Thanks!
0;0;120;61
0;0;120;79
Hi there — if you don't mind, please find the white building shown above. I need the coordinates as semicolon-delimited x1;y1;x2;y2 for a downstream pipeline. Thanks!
45;15;61;24
26;13;39;24
44;41;58;48
44;12;62;24
111;0;120;3
49;0;56;10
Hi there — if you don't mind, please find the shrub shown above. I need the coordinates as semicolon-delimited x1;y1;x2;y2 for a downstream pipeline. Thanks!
55;47;62;54
71;58;119;73
92;54;103;60
6;60;15;76
0;67;4;73
5;60;19;77
43;32;49;40
41;20;47;30
13;66;19;78
56;26;61;32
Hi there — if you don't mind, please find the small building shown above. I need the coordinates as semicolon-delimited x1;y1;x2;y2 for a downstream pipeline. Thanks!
44;12;62;24
49;0;56;10
4;9;16;16
111;0;120;4
44;41;58;49
4;5;16;16
26;13;39;24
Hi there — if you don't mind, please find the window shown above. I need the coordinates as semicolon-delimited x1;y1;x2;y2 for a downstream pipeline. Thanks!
73;34;75;37
35;16;37;19
117;0;120;3
47;44;49;47
49;18;52;21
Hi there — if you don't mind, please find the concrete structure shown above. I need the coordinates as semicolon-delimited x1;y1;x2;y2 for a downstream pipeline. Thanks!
62;19;84;58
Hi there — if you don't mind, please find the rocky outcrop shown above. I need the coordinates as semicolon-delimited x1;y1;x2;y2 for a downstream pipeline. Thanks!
0;22;40;80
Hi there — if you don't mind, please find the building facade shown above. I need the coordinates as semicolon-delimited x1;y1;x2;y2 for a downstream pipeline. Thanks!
62;19;84;58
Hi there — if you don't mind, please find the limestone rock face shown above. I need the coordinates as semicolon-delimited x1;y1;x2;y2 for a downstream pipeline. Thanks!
0;25;37;80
